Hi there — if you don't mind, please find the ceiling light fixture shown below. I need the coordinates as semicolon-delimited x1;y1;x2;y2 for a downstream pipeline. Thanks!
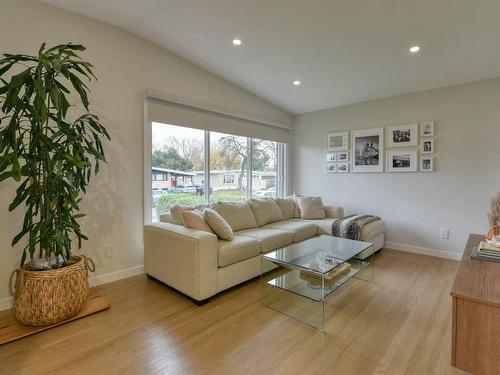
293;80;301;86
409;45;421;53
232;39;242;46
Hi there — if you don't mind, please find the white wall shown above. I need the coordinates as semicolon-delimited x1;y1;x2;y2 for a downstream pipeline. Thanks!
292;78;500;258
0;0;291;308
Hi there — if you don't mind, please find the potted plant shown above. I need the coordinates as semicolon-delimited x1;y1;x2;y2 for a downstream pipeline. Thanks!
0;43;110;326
487;191;500;245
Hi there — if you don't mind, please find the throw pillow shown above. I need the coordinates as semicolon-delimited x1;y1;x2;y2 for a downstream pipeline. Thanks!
170;204;196;225
213;201;257;231
275;197;295;220
182;210;213;233
296;196;326;219
203;208;234;240
248;198;284;226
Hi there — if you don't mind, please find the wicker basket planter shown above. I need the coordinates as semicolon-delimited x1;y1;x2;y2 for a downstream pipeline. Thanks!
9;256;95;326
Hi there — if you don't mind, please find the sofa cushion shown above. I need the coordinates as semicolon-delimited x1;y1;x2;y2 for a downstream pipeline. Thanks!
248;198;283;226
203;208;234;240
213;201;258;232
159;212;172;223
182;210;213;233
235;228;293;253
218;236;261;267
295;196;326;219
275;197;295;220
296;218;336;235
262;220;318;242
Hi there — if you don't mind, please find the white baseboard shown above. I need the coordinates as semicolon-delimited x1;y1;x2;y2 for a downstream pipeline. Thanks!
0;296;13;311
0;265;144;312
88;265;144;287
384;241;461;261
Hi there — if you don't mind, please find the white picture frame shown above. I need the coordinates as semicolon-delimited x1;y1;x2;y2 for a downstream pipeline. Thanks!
420;156;433;172
351;128;384;173
326;162;336;173
326;152;336;162
421;138;434;154
326;131;349;152
386;123;418;148
386;150;418;172
421;121;435;137
337;162;349;173
336;151;349;162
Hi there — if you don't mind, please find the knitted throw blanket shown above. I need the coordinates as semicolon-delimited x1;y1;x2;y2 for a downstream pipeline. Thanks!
331;214;380;241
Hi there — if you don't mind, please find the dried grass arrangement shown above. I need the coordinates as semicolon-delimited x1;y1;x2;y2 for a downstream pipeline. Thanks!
487;191;500;240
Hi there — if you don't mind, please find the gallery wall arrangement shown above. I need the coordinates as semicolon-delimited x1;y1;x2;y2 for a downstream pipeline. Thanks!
325;121;435;174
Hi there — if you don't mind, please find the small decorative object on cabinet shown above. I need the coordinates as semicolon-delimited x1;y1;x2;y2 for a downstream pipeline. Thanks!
487;191;500;245
0;43;110;326
386;123;418;147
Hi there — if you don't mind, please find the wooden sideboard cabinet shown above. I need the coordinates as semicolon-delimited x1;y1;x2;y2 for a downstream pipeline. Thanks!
451;234;500;375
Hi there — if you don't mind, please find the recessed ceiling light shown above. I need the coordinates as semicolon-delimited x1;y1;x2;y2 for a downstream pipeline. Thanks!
293;80;301;86
409;45;421;53
232;39;242;46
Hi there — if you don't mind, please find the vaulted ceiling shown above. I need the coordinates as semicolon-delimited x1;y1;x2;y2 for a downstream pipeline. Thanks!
39;0;500;114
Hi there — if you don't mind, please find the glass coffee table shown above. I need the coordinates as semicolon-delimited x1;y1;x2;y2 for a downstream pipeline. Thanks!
261;235;374;331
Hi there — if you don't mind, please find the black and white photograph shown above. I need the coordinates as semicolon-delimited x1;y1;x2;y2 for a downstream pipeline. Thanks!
326;131;349;152
326;152;336;161
336;151;349;161
421;121;435;136
337;162;349;173
421;139;434;154
420;156;433;172
351;128;384;172
326;162;336;173
386;123;418;147
386;150;417;172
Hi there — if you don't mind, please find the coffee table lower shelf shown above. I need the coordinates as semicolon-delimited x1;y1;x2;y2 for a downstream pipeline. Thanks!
262;258;373;331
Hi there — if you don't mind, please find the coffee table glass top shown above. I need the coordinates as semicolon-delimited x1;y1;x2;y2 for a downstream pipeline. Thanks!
263;235;373;275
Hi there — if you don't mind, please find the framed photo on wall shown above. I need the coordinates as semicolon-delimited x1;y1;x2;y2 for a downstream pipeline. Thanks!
421;138;434;154
386;123;418;147
326;162;336;173
336;151;349;162
326;131;349;152
421;121;435;136
386;149;417;172
351;128;384;172
420;156;434;172
337;162;349;173
326;152;336;162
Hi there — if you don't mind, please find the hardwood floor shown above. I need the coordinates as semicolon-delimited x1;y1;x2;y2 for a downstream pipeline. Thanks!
0;249;469;375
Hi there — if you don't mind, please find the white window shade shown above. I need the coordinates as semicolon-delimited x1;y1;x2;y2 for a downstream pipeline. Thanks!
147;95;290;144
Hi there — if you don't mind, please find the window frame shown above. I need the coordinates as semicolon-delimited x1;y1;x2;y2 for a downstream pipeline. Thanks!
145;122;286;224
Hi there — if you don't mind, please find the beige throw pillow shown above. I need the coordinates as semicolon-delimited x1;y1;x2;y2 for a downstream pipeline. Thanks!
203;208;234;240
213;201;257;231
275;198;295;220
182;210;213;233
288;194;303;218
248;198;284;226
170;205;196;225
296;196;326;219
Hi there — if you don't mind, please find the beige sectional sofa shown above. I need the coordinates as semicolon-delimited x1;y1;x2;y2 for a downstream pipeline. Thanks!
144;199;385;304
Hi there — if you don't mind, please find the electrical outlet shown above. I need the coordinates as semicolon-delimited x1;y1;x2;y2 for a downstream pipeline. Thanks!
440;228;449;240
105;245;116;257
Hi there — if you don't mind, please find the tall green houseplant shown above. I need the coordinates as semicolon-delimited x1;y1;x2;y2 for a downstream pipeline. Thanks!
0;43;109;270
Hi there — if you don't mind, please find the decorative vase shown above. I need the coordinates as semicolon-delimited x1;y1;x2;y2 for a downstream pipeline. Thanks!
487;226;500;241
9;256;95;326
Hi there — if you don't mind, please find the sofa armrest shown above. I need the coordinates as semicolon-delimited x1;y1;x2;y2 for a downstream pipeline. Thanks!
324;206;344;219
144;222;219;301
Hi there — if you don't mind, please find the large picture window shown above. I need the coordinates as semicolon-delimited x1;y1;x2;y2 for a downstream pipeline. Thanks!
150;122;285;222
